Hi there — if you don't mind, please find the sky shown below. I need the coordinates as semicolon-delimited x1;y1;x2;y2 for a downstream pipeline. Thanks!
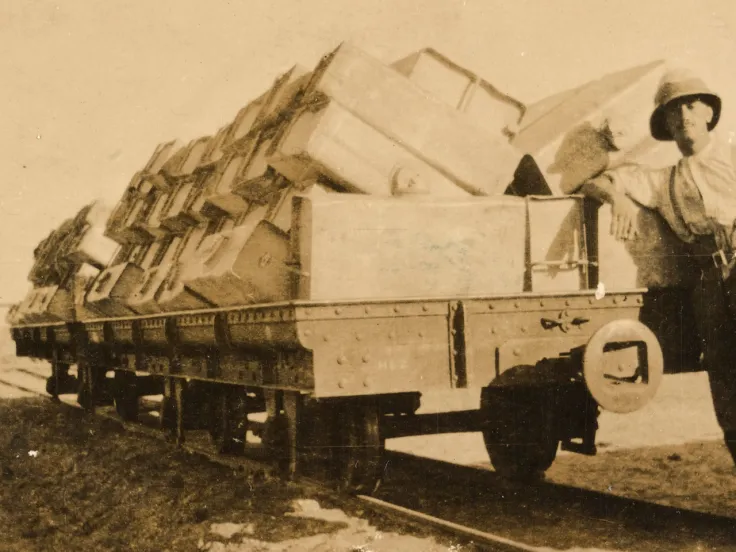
1;0;735;302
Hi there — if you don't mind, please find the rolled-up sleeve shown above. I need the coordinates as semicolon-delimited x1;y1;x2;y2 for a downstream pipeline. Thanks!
606;165;671;210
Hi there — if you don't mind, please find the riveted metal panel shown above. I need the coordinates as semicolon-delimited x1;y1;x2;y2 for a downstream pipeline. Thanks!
307;308;452;398
226;307;301;349
85;322;106;345
176;313;217;346
139;317;168;347
109;319;138;345
274;349;315;389
463;291;644;387
53;325;73;345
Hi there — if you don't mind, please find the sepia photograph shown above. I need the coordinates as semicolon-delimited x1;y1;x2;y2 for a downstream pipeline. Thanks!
1;1;735;550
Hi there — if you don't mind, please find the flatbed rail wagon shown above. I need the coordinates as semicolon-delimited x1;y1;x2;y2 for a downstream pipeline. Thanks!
7;43;695;493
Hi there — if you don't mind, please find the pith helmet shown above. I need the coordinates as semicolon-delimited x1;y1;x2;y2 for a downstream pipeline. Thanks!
649;68;722;141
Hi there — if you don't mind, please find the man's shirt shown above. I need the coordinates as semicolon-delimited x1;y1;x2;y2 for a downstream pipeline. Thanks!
605;133;736;243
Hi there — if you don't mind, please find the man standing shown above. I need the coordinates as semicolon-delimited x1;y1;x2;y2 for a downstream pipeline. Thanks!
581;68;736;465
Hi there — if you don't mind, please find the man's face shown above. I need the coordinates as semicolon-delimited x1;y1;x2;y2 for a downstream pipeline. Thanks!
664;97;714;146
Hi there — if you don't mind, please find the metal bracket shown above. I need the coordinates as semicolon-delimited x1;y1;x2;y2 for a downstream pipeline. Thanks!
448;301;467;388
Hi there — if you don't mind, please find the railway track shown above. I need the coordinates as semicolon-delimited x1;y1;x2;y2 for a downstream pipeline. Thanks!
1;366;735;551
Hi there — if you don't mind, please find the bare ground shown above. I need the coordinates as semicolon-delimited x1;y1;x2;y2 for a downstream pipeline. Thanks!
0;398;459;552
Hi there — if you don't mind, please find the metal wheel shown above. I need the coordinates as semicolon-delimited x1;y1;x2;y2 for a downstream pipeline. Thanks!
209;385;246;454
113;370;139;422
481;386;559;481
335;401;385;495
46;362;75;398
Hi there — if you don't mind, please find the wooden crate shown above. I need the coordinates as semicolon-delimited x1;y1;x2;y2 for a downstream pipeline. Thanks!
303;42;522;196
182;212;289;307
85;263;145;317
269;101;469;197
291;194;527;301
391;47;525;139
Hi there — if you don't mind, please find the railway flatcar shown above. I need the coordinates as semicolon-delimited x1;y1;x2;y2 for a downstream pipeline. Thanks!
7;43;697;493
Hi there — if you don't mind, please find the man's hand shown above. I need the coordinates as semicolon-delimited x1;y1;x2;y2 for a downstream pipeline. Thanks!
580;174;640;241
610;191;640;241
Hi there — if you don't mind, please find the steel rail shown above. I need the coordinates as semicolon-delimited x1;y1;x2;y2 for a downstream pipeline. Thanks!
357;494;545;551
0;370;546;551
1;368;734;551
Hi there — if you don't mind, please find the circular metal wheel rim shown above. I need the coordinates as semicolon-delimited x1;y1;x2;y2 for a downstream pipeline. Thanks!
480;387;559;480
337;403;384;495
583;319;664;414
484;437;558;480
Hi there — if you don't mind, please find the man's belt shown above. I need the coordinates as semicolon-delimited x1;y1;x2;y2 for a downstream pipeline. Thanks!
690;234;735;272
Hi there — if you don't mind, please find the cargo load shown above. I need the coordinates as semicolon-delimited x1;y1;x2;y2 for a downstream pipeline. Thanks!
9;43;689;335
8;44;692;488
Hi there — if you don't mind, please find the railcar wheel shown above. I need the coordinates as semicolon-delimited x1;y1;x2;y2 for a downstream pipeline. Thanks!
209;386;246;454
46;363;76;398
335;401;385;495
113;370;139;422
481;386;559;481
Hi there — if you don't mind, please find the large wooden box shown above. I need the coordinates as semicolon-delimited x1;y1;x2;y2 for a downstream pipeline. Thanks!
304;42;522;196
143;139;184;175
201;151;253;216
265;181;335;233
85;263;145;317
224;93;268;148
391;47;525;139
72;264;103;321
291;194;527;301
160;136;211;183
161;181;200;232
18;286;74;324
127;236;184;315
196;124;231;170
269;101;468;197
155;223;230;312
182;217;290;307
256;65;311;128
63;202;119;269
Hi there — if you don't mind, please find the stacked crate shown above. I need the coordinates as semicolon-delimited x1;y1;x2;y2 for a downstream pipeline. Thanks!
10;201;118;325
15;42;638;322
